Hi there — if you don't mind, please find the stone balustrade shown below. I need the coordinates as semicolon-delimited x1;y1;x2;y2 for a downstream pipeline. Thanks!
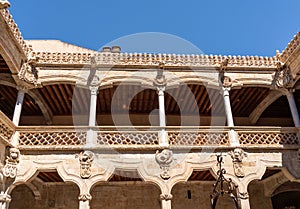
4;125;296;150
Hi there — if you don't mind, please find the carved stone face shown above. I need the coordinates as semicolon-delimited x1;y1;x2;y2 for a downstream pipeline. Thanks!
233;148;243;161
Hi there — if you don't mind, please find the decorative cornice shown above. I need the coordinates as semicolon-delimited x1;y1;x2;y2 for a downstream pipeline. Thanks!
280;31;300;63
0;9;32;57
33;51;278;69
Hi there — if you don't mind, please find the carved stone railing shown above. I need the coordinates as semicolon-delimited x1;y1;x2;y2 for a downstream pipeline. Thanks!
236;127;299;146
0;111;15;144
167;127;229;146
13;126;300;150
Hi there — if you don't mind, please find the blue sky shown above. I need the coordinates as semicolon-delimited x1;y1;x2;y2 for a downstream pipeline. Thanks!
9;0;300;56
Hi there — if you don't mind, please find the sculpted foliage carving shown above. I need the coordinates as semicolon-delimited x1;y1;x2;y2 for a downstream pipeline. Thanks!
228;148;247;178
76;151;94;179
155;149;173;180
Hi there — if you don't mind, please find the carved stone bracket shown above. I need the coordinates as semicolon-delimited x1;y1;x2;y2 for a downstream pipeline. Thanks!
153;63;167;91
273;61;294;88
228;148;247;178
155;149;173;180
18;54;39;86
0;0;10;9
76;151;94;179
78;194;92;202
160;193;173;201
3;148;20;178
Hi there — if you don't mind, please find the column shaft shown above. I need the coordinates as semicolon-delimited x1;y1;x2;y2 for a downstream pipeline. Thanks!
12;89;25;126
240;198;250;209
222;87;239;146
89;87;98;126
161;199;171;209
158;88;167;146
223;87;234;127
79;200;90;209
286;91;300;127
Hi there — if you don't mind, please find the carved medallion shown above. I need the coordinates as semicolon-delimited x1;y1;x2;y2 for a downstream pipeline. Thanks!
155;149;173;179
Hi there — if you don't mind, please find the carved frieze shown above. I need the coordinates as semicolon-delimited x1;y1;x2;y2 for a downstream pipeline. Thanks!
3;148;20;178
76;151;94;179
228;148;247;178
155;149;173;180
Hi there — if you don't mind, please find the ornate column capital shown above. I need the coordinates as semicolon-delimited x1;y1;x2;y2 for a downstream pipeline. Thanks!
153;67;167;92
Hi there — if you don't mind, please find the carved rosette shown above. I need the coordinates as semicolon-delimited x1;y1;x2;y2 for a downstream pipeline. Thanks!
155;149;173;180
78;194;92;202
3;148;20;178
76;151;94;179
228;148;247;178
18;55;39;86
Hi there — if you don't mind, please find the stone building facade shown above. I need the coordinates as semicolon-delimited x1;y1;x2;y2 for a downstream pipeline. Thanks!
0;1;300;209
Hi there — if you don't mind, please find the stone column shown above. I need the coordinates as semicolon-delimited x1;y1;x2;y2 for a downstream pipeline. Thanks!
78;194;91;209
87;86;99;146
222;86;239;146
89;86;98;126
240;197;250;209
0;193;11;209
12;87;26;126
286;90;300;127
154;67;168;146
157;86;168;146
160;194;172;209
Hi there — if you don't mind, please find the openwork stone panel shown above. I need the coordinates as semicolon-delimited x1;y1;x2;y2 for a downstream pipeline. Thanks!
238;132;299;145
0;121;14;141
18;131;86;146
96;132;159;145
168;131;229;146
